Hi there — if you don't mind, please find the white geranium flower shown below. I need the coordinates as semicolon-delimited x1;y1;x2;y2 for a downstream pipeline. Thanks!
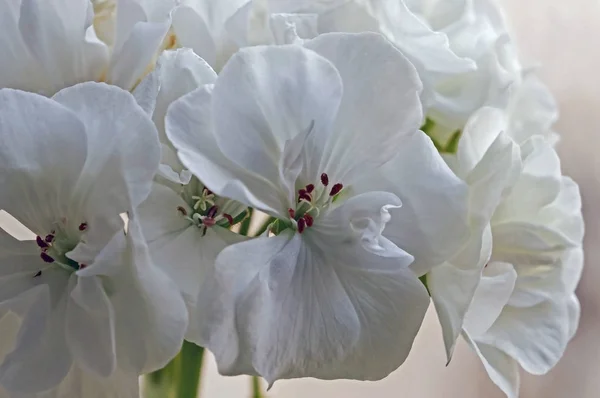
219;0;476;104
462;135;583;398
165;33;444;383
0;83;188;396
0;0;175;95
134;48;250;317
426;107;521;360
409;0;522;145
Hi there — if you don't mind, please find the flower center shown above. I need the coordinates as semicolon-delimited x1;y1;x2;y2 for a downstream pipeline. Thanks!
35;220;88;276
177;177;248;236
288;172;344;233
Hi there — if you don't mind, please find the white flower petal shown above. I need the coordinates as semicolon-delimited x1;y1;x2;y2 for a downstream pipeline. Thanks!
66;276;116;378
428;224;492;360
197;225;428;382
172;5;217;66
109;0;172;90
0;279;72;394
354;131;470;275
463;261;517;338
144;48;217;142
478;299;571;375
13;0;108;95
0;89;88;233
210;43;342;185
463;332;520;398
304;32;423;182
166;85;288;216
106;220;188;374
316;191;408;259
52;82;161;218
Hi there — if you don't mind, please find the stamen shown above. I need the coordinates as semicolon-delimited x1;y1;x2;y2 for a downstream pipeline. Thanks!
223;214;234;225
34;270;42;278
297;217;306;233
305;184;315;193
36;236;48;249
79;264;88;270
207;206;218;219
44;234;54;243
177;206;188;216
321;173;329;186
329;183;343;197
79;222;88;231
298;190;312;203
288;208;296;219
303;214;314;227
40;253;55;263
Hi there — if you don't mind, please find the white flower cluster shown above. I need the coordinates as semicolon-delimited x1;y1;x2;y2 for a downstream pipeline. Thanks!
0;0;583;397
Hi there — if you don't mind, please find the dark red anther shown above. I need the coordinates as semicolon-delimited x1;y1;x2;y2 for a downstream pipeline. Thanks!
303;214;314;227
329;183;343;197
207;205;218;219
223;213;234;225
288;208;296;219
203;187;213;195
78;222;88;231
79;264;88;270
44;234;54;243
320;173;329;186
297;217;306;233
305;184;315;193
177;206;188;216
36;236;48;249
298;190;312;203
40;252;55;263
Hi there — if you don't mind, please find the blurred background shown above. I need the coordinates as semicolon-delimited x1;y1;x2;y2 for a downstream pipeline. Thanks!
196;0;600;396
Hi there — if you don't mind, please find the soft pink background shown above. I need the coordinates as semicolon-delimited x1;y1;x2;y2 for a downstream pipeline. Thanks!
199;1;600;396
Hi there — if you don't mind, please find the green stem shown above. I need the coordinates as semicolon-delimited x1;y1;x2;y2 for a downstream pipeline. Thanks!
176;341;205;398
252;376;265;398
238;208;254;236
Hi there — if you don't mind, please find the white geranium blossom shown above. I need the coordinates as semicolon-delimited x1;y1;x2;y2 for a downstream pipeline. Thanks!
409;0;522;144
216;0;476;105
427;107;521;360
164;31;474;384
0;0;175;95
462;135;583;398
0;83;188;396
134;48;250;320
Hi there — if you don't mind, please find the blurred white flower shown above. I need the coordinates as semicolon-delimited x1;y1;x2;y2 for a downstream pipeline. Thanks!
0;83;188;396
411;0;522;144
165;33;438;383
0;0;176;95
169;0;251;70
463;135;583;398
505;71;560;145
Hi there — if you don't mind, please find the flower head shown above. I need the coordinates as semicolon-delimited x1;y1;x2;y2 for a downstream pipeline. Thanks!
0;83;187;395
163;32;472;383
